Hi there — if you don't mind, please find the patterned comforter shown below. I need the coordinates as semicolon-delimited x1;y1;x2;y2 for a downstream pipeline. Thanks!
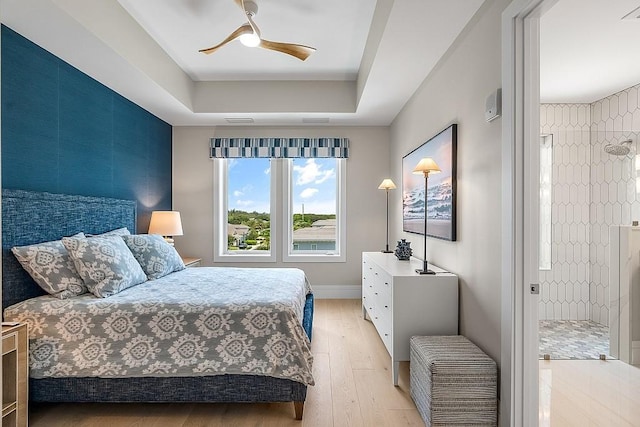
3;267;314;386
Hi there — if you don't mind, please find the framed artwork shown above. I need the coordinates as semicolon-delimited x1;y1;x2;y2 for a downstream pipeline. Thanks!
402;124;457;241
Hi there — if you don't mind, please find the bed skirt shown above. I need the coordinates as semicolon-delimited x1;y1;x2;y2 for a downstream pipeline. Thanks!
30;374;307;403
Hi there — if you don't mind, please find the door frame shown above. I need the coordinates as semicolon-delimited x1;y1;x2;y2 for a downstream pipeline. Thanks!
501;0;558;425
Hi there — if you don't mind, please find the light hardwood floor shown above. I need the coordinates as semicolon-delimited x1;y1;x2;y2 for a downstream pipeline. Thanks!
539;359;640;426
29;299;640;426
30;299;424;427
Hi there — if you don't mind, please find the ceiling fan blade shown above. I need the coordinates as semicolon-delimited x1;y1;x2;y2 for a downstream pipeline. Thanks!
199;24;252;54
258;39;316;61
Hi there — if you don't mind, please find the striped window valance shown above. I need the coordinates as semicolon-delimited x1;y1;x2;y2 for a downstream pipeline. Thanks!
210;137;349;159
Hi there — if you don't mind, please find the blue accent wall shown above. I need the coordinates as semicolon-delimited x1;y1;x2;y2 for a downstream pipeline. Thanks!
1;25;172;232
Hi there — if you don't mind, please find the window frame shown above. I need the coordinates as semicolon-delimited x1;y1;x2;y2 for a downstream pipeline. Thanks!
213;158;277;263
213;157;346;263
282;158;346;263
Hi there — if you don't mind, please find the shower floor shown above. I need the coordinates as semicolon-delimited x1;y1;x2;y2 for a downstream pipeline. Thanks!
539;320;611;360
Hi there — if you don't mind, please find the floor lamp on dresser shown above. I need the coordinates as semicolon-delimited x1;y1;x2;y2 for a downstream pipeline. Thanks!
378;178;396;253
412;158;440;274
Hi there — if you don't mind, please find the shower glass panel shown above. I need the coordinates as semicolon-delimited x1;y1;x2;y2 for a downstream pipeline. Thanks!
592;130;639;327
596;130;640;365
540;134;552;270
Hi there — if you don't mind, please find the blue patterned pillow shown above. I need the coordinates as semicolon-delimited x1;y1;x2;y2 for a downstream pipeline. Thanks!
12;233;88;299
122;234;186;280
62;235;147;298
87;227;131;237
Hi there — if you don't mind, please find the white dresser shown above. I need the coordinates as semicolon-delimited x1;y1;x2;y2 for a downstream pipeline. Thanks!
362;252;458;385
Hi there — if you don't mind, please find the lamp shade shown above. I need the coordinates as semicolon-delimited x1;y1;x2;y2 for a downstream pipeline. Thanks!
148;211;183;236
377;178;397;190
412;157;441;174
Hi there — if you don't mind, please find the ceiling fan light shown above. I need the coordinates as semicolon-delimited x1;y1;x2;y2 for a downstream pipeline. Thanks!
239;32;260;47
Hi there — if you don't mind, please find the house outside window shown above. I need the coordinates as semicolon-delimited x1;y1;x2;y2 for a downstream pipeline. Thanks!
292;219;336;251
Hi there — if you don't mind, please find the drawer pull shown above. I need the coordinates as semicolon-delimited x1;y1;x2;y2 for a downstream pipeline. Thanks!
375;272;378;275
374;292;378;295
384;305;388;308
384;333;389;337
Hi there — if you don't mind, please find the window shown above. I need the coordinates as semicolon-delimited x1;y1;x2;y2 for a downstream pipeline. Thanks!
213;158;346;262
284;158;346;262
539;134;552;270
213;158;276;262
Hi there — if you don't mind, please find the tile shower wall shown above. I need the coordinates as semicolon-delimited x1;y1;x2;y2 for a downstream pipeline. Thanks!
540;83;640;326
590;83;640;326
539;104;592;320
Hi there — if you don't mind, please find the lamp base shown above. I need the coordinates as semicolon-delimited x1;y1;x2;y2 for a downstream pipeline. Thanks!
381;249;393;253
416;260;435;275
163;236;175;246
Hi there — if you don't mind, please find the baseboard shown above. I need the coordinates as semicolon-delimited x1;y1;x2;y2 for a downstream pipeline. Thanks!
311;284;361;299
632;341;640;365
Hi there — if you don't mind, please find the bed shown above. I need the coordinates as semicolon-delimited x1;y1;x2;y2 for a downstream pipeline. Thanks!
1;189;314;420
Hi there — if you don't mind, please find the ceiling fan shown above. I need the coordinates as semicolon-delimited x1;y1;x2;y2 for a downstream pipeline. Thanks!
199;0;316;61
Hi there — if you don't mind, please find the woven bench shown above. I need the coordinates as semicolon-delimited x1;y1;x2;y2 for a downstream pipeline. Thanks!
410;335;497;426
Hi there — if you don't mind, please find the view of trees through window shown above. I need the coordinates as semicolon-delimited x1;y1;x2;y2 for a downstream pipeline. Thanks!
226;158;271;252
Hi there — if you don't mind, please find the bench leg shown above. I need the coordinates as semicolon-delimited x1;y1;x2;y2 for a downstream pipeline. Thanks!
294;401;304;420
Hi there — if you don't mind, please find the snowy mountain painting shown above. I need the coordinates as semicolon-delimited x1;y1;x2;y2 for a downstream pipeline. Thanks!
402;125;456;241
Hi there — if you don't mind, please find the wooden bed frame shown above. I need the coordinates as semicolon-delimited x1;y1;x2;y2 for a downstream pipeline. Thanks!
1;189;314;420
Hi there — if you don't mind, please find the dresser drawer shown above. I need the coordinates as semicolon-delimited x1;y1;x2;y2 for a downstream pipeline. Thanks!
371;312;392;354
380;325;392;354
362;275;376;300
362;294;376;317
2;332;17;355
377;296;392;321
369;263;392;288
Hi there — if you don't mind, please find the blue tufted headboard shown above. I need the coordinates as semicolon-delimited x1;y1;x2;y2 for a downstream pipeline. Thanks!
2;189;137;310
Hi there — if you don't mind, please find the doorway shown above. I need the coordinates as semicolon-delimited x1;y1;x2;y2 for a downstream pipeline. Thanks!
502;0;640;424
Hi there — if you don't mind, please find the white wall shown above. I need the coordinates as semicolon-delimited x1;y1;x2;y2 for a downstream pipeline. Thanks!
388;0;509;367
172;126;390;297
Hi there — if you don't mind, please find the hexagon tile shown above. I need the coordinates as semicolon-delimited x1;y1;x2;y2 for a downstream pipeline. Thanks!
540;103;591;322
540;82;640;328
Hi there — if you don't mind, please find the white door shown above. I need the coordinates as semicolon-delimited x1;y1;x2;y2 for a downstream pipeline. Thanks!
502;0;559;425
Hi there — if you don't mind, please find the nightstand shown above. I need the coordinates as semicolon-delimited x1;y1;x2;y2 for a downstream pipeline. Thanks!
2;323;28;427
182;257;202;268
